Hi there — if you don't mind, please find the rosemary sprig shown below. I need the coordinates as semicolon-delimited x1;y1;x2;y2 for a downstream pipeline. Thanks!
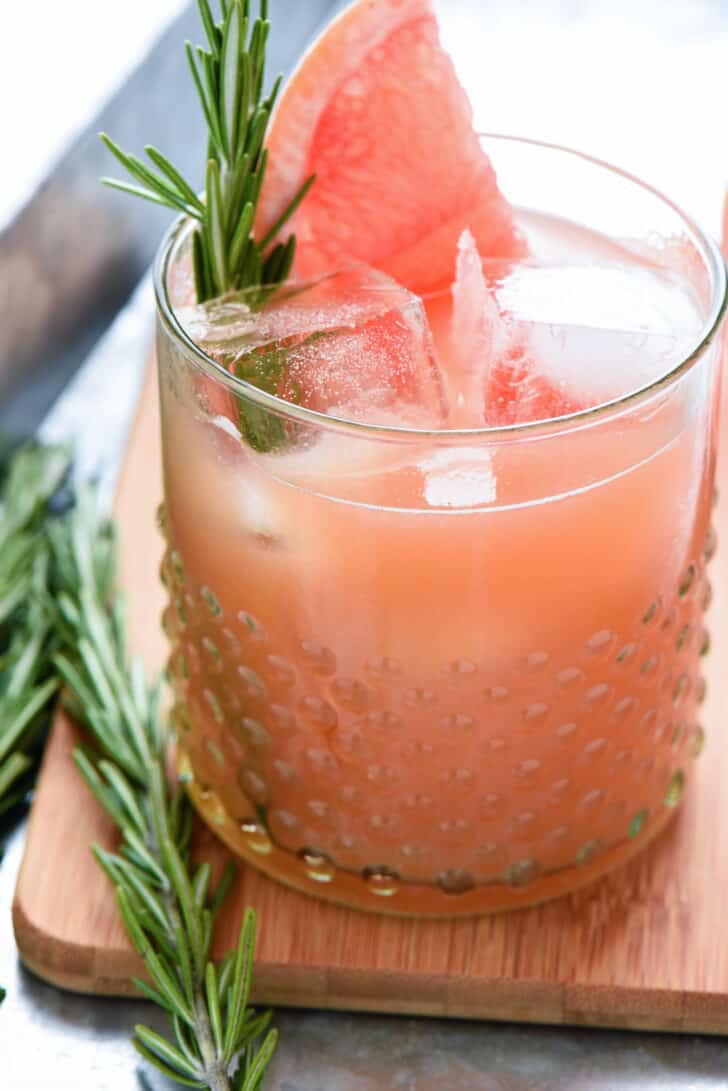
48;486;276;1091
0;444;70;821
101;0;313;304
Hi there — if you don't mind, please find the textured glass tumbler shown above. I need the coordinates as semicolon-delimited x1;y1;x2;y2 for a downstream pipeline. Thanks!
154;137;726;916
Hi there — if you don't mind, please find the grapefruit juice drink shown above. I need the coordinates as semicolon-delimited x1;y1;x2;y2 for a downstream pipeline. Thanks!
155;138;726;915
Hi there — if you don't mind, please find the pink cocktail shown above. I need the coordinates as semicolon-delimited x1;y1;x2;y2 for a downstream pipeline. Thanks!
155;137;726;915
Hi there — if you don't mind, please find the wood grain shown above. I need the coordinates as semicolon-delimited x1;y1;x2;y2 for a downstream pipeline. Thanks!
11;360;728;1032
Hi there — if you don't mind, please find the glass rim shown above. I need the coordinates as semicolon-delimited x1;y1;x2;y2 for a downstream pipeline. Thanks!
153;132;728;443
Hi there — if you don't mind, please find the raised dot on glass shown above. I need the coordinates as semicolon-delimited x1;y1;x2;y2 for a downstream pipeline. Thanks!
299;850;335;883
447;658;477;675
441;713;475;731
307;747;337;773
438;869;475;895
272;758;295;784
237;666;267;699
365;656;401;676
240;820;272;855
515;758;542;778
611;697;637;721
692;726;706;758
202;689;224;724
161;607;174;638
480;793;505;818
526;650;550;670
271;808;299;832
678;564;696;598
584;683;611;705
404;792;433;810
440;814;469;833
201;636;222;664
673;674;689;705
615;642;637;664
366;710;402;729
175;599;188;629
702;582;713;612
367;763;398;784
300;641;336;676
557;667;584;687
661;608;677;632
169;550;185;586
241;717;270;751
239;768;268;805
363;868;400;897
640;707;658;731
642;601;660;625
576;840;602;866
484;685;509;702
503;859;541;888
579;788;605;811
438;767;474;788
629;809;648;838
665;770;685;808
299;696;338;729
586;629;614;654
549;778;571;799
203;737;225;767
331;677;368;709
200;586;222;616
404;687;437;706
400;843;427;859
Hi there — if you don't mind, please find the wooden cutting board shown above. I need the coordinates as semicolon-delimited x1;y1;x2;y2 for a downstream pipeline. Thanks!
11;360;728;1033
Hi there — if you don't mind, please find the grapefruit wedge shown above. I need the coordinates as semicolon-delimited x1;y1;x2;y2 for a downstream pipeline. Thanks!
257;0;525;295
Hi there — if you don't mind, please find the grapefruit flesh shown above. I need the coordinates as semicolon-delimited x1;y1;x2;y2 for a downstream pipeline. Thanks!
257;0;525;296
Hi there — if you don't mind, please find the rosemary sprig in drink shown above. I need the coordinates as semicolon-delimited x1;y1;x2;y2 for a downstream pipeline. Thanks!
101;0;313;304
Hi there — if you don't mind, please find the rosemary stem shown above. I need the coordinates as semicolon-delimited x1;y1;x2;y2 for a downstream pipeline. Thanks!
194;990;232;1091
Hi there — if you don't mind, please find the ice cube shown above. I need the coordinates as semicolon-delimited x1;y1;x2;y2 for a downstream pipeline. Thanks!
449;229;507;426
479;258;703;423
509;320;686;409
178;265;447;428
420;447;496;508
492;260;702;337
